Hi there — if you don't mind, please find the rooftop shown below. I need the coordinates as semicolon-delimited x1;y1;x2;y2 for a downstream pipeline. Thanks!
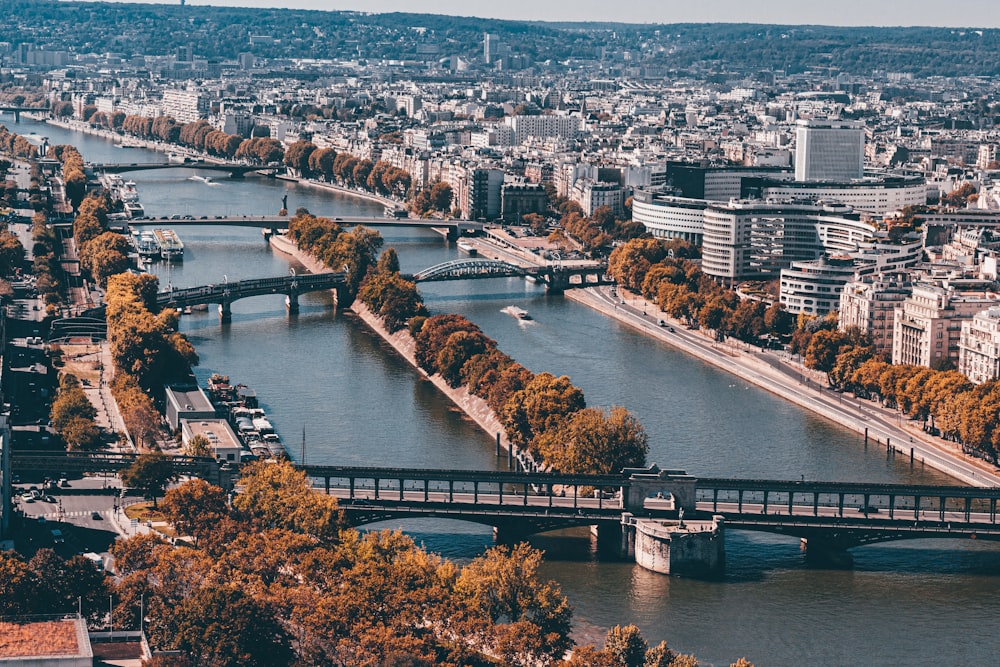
0;619;91;662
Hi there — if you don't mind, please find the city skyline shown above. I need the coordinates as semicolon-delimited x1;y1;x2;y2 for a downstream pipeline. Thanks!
73;0;1000;28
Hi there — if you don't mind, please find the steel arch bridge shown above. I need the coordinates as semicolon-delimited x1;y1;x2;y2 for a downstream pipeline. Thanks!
410;258;528;282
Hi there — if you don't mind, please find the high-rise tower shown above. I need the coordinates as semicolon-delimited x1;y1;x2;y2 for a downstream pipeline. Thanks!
794;119;865;182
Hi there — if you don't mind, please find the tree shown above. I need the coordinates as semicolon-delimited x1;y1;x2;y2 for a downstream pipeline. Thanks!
50;386;97;432
185;434;213;458
152;585;293;667
501;372;586;451
644;641;677;667
429;182;453;212
121;452;176;508
604;624;648;667
232;459;341;541
436;330;496;388
535;406;648;475
161;480;229;542
455;543;573;663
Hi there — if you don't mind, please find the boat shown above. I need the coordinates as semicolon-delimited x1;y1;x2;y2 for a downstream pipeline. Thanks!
153;229;184;261
132;231;160;259
457;240;478;256
503;305;532;320
191;174;213;184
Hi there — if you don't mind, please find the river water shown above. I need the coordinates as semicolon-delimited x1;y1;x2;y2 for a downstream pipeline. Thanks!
19;116;1000;666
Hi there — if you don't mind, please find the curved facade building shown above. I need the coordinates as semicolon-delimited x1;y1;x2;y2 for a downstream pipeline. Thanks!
631;189;708;244
701;200;875;282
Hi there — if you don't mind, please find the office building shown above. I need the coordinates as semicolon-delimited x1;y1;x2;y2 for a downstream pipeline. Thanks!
795;119;865;182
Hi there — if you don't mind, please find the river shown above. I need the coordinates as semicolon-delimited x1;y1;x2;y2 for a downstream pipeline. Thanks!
17;116;1000;666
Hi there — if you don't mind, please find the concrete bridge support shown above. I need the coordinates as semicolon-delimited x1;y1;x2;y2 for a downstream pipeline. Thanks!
593;519;634;559
799;535;856;568
631;516;726;576
219;300;232;324
285;291;299;315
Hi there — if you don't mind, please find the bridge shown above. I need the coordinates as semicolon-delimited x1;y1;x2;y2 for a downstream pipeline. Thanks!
129;216;484;237
299;464;1000;574
0;106;48;122
10;452;234;489
409;258;614;292
156;272;347;322
90;161;269;177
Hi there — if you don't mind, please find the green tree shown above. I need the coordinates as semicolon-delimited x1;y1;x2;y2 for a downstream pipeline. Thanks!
121;452;176;508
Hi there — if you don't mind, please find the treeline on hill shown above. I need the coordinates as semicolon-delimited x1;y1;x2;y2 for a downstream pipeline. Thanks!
5;0;1000;76
2;460;751;666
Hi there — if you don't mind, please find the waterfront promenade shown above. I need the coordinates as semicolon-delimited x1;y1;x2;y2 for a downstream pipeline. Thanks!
567;285;1000;488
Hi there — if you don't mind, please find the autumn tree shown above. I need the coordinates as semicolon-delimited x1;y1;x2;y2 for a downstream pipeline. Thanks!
607;238;668;292
455;543;573;664
535;406;647;474
501;372;586;452
603;624;648;667
152;584;293;667
232;459;341;541
161;479;229;542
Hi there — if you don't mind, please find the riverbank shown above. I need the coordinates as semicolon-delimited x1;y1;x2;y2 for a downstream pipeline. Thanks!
566;285;1000;487
268;232;518;462
274;174;399;210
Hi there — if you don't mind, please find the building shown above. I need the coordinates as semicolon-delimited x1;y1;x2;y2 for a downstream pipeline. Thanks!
794;119;865;182
959;307;1000;384
631;190;709;244
160;88;209;124
571;179;624;218
892;283;999;368
505;114;582;145
839;271;914;357
780;256;865;317
0;618;94;666
742;175;926;216
181;418;243;463
164;386;216;431
501;182;549;222
701;200;873;283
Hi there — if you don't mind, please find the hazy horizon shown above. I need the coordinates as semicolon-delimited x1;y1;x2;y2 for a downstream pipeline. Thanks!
66;0;1000;29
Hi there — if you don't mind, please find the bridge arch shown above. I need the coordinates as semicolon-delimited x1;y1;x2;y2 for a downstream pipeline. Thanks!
412;258;527;282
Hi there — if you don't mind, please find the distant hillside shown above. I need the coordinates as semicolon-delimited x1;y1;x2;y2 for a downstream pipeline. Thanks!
3;1;1000;76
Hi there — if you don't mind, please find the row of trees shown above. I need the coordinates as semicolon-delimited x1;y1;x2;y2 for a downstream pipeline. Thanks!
73;193;132;287
49;373;100;450
112;113;282;163
51;143;87;208
0;124;39;160
106;272;197;447
285;209;384;302
404;309;648;474
607;237;795;344
282;139;413;197
30;212;64;316
410;180;456;217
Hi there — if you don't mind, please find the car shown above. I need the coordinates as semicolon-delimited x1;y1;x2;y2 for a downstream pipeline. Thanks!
50;529;65;544
37;515;46;524
658;320;666;327
668;326;676;333
58;477;69;487
860;505;879;514
91;511;103;521
43;495;56;503
20;493;34;503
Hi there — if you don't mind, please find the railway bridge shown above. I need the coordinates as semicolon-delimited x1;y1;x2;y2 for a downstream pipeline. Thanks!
156;271;347;322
